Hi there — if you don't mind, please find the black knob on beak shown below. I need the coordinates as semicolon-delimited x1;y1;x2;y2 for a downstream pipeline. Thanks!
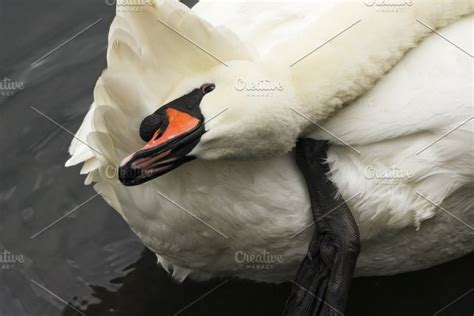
139;111;167;142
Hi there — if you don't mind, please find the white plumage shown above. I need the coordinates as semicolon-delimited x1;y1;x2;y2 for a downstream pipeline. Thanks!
67;0;473;283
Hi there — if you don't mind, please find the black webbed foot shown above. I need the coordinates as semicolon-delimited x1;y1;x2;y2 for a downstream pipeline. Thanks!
284;138;361;316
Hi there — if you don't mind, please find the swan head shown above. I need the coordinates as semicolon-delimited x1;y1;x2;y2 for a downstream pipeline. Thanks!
119;61;302;186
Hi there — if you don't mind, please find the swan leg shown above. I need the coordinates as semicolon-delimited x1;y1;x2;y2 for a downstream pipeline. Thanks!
284;138;360;316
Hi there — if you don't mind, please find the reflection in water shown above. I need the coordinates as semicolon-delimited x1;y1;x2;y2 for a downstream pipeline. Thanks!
63;249;474;316
62;248;290;316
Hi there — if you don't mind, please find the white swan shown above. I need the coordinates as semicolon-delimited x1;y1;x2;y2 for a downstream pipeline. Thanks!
66;0;473;284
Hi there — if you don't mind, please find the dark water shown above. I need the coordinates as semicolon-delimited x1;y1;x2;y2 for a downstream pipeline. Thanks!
0;1;472;315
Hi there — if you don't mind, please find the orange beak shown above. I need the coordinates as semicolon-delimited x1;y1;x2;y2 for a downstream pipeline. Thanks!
119;85;210;186
141;108;201;151
119;107;202;169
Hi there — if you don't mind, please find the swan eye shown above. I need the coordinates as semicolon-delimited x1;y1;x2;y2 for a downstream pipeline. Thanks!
201;83;215;95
